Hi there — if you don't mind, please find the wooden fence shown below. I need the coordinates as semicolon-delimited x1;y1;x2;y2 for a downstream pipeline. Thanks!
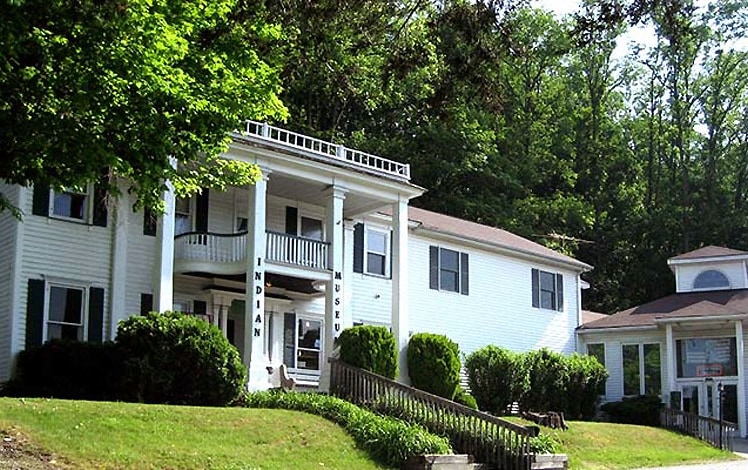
329;358;540;469
660;408;737;450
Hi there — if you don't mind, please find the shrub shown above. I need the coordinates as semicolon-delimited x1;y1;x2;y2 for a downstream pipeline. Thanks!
407;333;461;400
519;349;568;412
244;390;451;468
453;387;478;410
565;353;608;419
337;325;397;378
116;311;245;406
601;395;663;426
2;339;122;401
465;345;527;414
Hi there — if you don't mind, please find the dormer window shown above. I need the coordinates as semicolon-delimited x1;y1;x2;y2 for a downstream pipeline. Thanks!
693;270;730;290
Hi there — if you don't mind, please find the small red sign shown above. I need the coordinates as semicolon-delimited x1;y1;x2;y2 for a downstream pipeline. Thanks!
696;364;723;377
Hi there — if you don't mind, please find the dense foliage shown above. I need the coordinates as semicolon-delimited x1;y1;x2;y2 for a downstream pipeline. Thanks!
1;339;122;401
117;312;246;406
337;325;397;379
601;395;664;426
243;390;452;468
465;346;608;419
407;333;462;400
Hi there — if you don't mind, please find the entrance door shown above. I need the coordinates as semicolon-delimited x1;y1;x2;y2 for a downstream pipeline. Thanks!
680;380;738;423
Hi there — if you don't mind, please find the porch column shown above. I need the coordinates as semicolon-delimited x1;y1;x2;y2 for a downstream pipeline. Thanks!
665;323;677;396
245;171;270;391
342;221;355;330
110;178;129;339
391;196;410;384
736;320;746;437
154;160;177;312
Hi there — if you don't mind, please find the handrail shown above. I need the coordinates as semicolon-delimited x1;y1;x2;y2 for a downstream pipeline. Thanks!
242;120;411;180
329;358;538;469
660;408;737;450
175;230;248;239
266;230;331;245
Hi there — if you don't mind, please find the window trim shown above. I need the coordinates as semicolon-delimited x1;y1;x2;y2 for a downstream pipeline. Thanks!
174;196;194;236
50;185;93;223
692;269;731;291
364;227;390;277
531;268;564;311
44;282;88;342
622;342;662;397
430;246;469;295
294;315;323;372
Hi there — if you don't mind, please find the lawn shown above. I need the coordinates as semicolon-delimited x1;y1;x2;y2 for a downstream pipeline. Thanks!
0;397;387;470
539;420;740;469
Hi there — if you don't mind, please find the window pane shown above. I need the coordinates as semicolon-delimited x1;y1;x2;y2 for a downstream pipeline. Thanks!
53;192;87;220
693;270;729;289
440;248;459;271
297;319;321;350
49;287;83;324
587;343;605;366
175;214;191;235
623;344;641;395
540;291;554;310
677;338;737;378
367;253;386;276
367;231;387;254
297;349;320;370
643;344;661;395
175;197;190;215
301;217;323;240
440;270;459;292
540;271;555;291
47;323;83;341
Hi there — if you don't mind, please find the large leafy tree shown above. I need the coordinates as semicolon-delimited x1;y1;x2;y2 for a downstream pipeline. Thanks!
0;0;287;215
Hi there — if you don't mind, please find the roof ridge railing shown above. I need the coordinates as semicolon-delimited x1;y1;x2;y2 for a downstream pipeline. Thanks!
241;120;411;180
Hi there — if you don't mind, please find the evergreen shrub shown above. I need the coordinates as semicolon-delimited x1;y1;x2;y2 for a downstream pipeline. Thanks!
337;325;397;378
407;333;461;400
244;390;451;468
2;339;122;400
117;311;245;406
464;345;527;414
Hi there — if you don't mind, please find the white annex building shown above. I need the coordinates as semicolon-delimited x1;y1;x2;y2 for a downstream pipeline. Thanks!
578;246;748;438
0;122;591;390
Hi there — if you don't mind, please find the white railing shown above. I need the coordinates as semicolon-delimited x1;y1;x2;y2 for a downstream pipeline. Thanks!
266;231;328;270
174;231;329;271
242;120;411;180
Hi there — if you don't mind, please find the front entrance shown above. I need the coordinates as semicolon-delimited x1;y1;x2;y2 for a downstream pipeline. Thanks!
679;379;739;423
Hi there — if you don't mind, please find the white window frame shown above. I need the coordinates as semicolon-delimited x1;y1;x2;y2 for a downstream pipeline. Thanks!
299;214;324;241
622;342;662;396
50;185;93;223
539;270;558;310
437;247;463;293
364;227;390;277
692;269;731;291
174;196;194;236
294;315;323;372
44;282;88;342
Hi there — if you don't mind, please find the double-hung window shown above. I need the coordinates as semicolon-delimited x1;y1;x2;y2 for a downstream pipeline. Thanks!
366;229;389;276
174;197;192;235
47;285;86;341
429;246;469;295
531;269;564;311
52;187;89;221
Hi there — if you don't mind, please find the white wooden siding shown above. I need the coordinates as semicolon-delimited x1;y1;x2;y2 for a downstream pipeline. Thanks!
124;199;157;321
675;261;746;292
0;184;20;380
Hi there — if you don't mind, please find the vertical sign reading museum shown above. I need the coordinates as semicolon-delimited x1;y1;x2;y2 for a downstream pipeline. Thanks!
333;271;342;337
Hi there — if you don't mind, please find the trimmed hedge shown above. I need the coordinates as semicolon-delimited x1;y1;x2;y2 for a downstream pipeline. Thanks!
407;333;461;400
464;345;526;415
2;339;122;401
601;395;663;426
243;391;451;468
338;325;397;378
117;312;246;406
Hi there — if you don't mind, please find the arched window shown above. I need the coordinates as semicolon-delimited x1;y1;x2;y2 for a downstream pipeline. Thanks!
693;270;730;290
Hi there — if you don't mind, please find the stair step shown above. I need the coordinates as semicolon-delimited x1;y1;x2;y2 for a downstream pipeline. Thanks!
403;454;482;469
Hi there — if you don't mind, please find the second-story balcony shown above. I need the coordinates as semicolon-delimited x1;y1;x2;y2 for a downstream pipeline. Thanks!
174;231;330;276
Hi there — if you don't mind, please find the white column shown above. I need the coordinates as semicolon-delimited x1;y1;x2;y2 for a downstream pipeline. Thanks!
245;172;270;391
154;167;176;312
665;323;676;397
736;320;746;437
342;221;355;331
319;186;346;393
391;196;410;384
109;179;129;338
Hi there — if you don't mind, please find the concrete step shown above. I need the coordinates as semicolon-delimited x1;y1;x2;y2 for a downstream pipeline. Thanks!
402;454;490;469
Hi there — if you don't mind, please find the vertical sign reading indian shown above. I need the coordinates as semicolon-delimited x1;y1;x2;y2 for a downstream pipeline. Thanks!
253;256;264;338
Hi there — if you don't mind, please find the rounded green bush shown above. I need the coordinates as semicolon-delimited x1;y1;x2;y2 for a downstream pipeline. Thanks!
116;311;246;406
407;333;461;400
465;345;527;414
338;325;397;378
453;387;478;410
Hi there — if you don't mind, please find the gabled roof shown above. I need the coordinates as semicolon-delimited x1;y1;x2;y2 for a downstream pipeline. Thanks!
406;206;591;271
669;245;747;261
578;289;748;331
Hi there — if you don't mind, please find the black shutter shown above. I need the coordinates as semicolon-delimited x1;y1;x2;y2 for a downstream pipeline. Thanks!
531;268;540;308
195;189;209;232
460;252;469;296
556;273;564;311
389;230;393;279
429;246;439;290
92;179;108;227
285;206;298;235
283;313;296;367
193;300;207;315
25;279;45;348
143;208;157;236
353;223;364;273
32;186;49;216
140;293;153;316
87;287;105;343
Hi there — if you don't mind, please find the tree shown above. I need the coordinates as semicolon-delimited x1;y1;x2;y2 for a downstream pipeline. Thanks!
0;0;287;216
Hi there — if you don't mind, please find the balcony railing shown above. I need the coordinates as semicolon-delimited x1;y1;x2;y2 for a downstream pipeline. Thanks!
660;408;737;450
174;231;329;272
242;120;411;180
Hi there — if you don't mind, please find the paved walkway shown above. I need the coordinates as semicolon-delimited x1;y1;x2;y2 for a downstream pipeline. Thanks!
632;438;748;470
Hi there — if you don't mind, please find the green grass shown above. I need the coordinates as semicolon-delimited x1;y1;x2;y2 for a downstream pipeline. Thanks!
525;419;740;469
0;397;387;470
